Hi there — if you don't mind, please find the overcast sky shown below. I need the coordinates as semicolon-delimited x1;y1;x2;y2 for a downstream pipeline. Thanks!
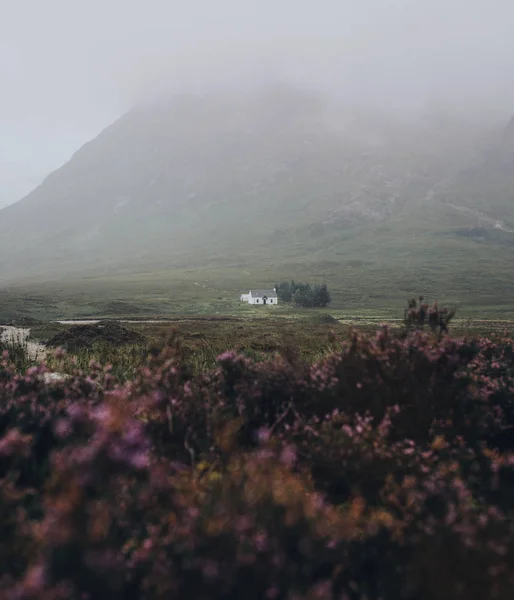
1;0;514;207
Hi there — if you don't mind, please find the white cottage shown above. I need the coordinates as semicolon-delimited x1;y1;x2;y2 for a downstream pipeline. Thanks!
240;288;278;305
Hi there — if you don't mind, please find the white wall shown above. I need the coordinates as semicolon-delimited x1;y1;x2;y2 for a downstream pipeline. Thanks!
249;296;278;305
241;292;278;305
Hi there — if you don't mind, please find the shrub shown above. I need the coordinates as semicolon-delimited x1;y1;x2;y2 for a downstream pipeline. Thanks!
275;281;331;308
404;296;456;339
2;326;514;598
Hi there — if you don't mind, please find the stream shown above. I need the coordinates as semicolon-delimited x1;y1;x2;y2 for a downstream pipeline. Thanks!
0;326;46;360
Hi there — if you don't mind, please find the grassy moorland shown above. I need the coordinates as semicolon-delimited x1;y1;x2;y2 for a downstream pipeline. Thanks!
10;316;352;381
1;298;512;384
9;307;513;381
4;230;514;325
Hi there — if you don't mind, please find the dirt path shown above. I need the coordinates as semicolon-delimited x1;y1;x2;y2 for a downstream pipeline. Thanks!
0;326;46;361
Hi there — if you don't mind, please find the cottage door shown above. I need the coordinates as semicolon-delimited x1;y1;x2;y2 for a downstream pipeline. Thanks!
262;295;268;305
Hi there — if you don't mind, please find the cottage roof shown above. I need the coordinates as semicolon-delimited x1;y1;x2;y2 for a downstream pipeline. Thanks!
250;289;277;298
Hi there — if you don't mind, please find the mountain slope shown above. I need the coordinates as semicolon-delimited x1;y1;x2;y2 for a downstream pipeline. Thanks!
0;87;512;306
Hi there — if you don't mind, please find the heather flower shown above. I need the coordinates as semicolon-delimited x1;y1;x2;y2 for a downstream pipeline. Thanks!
0;429;31;457
279;445;297;468
2;321;514;599
217;351;238;362
258;427;271;443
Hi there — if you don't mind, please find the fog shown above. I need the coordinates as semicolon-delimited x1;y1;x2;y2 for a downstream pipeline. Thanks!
1;0;514;207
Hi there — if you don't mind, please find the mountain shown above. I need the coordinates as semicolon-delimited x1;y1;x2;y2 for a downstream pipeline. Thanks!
0;86;513;307
429;115;514;232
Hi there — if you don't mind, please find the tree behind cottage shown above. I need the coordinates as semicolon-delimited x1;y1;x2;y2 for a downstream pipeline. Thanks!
275;280;331;307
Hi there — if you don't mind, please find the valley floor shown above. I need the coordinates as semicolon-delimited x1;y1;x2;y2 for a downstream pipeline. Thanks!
2;310;513;384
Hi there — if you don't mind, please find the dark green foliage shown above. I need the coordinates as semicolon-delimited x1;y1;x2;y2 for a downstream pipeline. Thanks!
276;280;331;307
314;283;331;308
275;281;295;303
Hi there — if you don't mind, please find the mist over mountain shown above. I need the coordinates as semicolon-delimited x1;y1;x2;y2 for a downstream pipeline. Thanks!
0;86;512;301
0;161;46;209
